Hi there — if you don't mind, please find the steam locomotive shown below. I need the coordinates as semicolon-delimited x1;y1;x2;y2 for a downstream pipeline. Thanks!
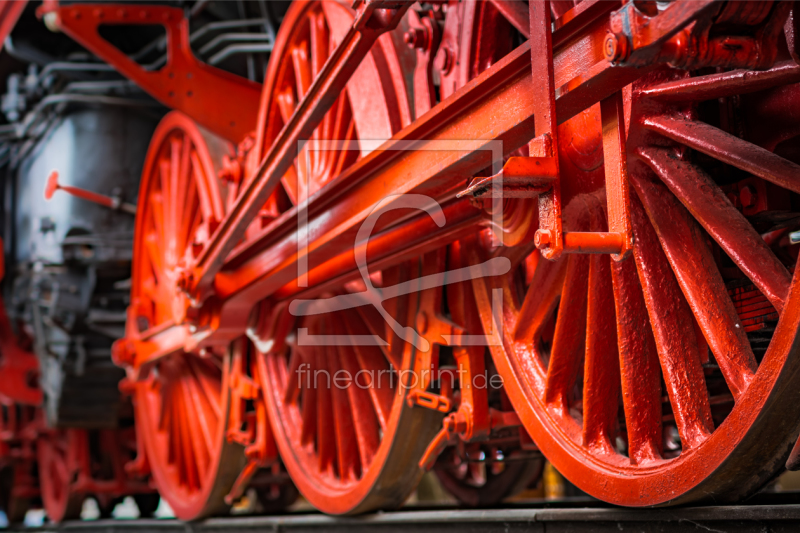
0;0;798;525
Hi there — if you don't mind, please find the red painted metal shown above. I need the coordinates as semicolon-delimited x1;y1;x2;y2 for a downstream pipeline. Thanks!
22;0;800;516
642;115;800;196
126;110;249;520
0;1;27;52
44;3;261;143
640;60;800;103
607;0;789;70
44;170;137;214
188;0;412;300
468;8;800;500
110;0;645;362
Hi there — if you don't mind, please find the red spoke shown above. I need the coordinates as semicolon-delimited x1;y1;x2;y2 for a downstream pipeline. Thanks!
158;160;175;265
581;254;621;454
332;119;356;180
339;341;380;469
291;41;312;101
144;234;166;287
149;192;166;266
330;93;352;169
514;256;567;346
283;344;303;404
169;138;181;263
300;356;318;446
637;146;791;313
631;165;757;400
348;312;394;431
314;342;335;475
643;115;800;196
51;449;71;486
183;365;216;458
630;192;713;450
332;343;361;481
185;357;223;421
544;254;589;410
179;177;199;255
381;263;414;368
181;388;202;490
276;87;296;126
309;11;329;179
354;305;394;364
173;382;194;488
182;380;210;483
611;257;663;465
190;152;216;223
641;61;800;103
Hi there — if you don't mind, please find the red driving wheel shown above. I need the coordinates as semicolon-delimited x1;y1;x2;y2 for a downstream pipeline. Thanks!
252;0;442;515
258;270;442;514
37;429;86;523
470;64;800;506
130;111;245;520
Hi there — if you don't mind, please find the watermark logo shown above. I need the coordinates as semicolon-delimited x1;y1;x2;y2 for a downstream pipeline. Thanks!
288;139;509;351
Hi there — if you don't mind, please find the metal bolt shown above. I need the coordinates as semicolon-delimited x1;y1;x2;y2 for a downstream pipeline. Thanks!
111;339;135;365
604;33;629;63
404;28;428;49
739;185;757;208
534;229;553;248
444;412;468;434
434;47;454;75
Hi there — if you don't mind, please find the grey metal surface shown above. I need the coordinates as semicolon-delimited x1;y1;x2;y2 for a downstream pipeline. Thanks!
19;498;800;533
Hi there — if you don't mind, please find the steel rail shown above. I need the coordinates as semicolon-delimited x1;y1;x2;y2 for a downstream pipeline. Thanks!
21;500;800;532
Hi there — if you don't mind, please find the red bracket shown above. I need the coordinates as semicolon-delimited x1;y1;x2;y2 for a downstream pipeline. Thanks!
41;3;262;143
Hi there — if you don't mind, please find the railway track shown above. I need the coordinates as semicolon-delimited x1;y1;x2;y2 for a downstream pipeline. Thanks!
3;0;800;526
15;494;800;533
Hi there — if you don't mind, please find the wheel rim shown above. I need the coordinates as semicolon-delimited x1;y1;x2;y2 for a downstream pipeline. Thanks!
131;111;244;520
38;429;84;523
470;66;800;506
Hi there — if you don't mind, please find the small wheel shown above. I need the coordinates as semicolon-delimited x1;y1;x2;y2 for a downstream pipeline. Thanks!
252;463;299;514
434;450;543;507
470;65;800;506
37;429;85;523
436;243;544;508
130;111;245;520
133;493;160;518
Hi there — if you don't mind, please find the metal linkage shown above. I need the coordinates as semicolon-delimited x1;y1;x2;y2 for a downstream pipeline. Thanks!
605;0;791;69
186;0;412;300
43;3;263;143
